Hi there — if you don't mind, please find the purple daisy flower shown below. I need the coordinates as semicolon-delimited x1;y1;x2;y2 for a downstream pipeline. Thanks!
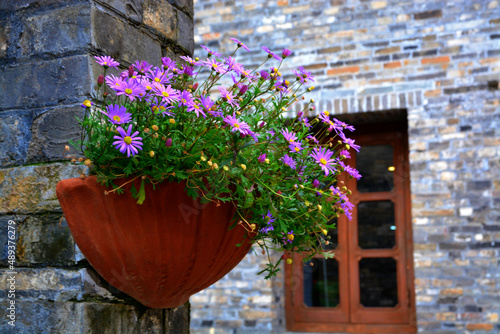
280;154;297;170
94;55;120;69
105;74;125;89
230;38;251;52
289;141;303;154
259;211;275;234
161;57;177;71
339;161;361;180
179;90;194;107
151;102;174;116
147;68;170;84
102;104;131;125
282;48;293;58
133;60;153;74
261;46;282;61
342;137;361;152
200;44;222;57
203;58;225;74
113;125;143;157
223;114;252;135
219;86;238;107
115;79;146;101
293;66;315;83
153;83;180;104
281;129;298;143
260;70;270;80
180;55;200;66
310;147;336;176
312;179;320;188
187;101;206;118
258;154;267;163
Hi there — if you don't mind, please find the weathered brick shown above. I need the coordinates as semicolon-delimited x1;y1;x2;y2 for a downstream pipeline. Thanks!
327;66;360;76
414;9;442;20
422;56;451;65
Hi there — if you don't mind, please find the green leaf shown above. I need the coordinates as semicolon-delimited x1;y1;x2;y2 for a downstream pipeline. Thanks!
136;179;146;205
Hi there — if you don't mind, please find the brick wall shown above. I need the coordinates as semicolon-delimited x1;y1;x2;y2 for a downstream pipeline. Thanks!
191;0;500;333
0;1;193;332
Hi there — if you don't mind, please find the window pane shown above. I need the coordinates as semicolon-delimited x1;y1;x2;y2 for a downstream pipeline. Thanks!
358;201;395;249
359;258;398;307
356;145;394;192
303;258;339;307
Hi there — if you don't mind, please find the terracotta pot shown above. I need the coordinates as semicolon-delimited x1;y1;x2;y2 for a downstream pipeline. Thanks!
56;176;253;308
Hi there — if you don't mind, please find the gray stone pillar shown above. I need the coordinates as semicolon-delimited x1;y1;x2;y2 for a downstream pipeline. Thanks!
0;0;193;332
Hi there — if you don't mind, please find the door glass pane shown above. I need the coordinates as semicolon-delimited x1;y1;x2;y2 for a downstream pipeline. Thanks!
359;258;398;307
356;145;394;192
303;258;339;307
358;201;395;249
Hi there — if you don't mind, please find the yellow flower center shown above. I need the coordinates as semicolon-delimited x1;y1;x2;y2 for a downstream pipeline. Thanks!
154;78;160;82
162;91;169;97
182;99;187;104
324;111;330;116
234;123;240;128
213;64;218;68
125;88;133;94
294;146;300;152
320;158;327;165
83;100;92;107
113;115;121;122
124;136;132;145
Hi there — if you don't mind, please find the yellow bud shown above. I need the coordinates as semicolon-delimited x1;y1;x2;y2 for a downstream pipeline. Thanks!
152;125;159;131
299;184;304;189
207;160;213;166
304;200;310;207
78;157;84;162
322;229;328;236
169;119;176;124
317;204;322;211
324;111;330;116
149;151;155;157
250;224;256;231
286;258;293;265
310;98;314;103
84;159;92;166
346;144;351;150
153;133;158;138
64;145;70;152
213;163;219;169
240;164;246;171
223;165;229;171
265;158;269;164
287;234;295;241
144;128;150;133
236;111;241;115
201;156;207;161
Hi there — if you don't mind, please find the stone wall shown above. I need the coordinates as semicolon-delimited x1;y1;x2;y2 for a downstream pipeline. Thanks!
0;0;193;332
191;0;500;333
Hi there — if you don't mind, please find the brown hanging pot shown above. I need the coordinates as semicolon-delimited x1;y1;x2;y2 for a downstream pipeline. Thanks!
56;176;253;308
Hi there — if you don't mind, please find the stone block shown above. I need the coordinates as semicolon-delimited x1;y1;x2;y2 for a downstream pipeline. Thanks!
143;0;177;40
168;0;193;18
102;0;144;23
0;163;80;214
16;4;91;59
27;104;84;164
91;8;161;65
0;55;91;110
165;303;190;334
15;214;75;265
0;300;83;333
0;110;33;167
177;7;194;54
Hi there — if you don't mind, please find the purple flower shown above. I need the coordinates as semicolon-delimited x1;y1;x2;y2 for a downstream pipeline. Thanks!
260;70;270;80
161;57;177;71
187;101;206;118
280;154;297;170
259;211;275;234
203;58;225;74
219;86;238;107
113;125;143;157
312;179;320;188
115;79;146;101
133;60;152;74
288;141;303;153
342;137;361;152
165;138;172;147
261;46;282;61
81;100;93;108
105;74;124;89
223;114;252;135
200;45;222;57
293;66;315;83
147;68;170;84
334;118;355;132
154;83;180;104
281;129;297;143
339;149;351;159
339;161;361;180
180;55;200;66
258;154;266;163
282;48;293;58
102;104;131;125
230;38;251;52
94;55;120;69
179;90;194;107
310;147;336;176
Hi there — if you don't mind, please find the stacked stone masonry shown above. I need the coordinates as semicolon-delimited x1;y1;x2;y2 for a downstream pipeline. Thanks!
191;0;500;333
0;0;193;332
